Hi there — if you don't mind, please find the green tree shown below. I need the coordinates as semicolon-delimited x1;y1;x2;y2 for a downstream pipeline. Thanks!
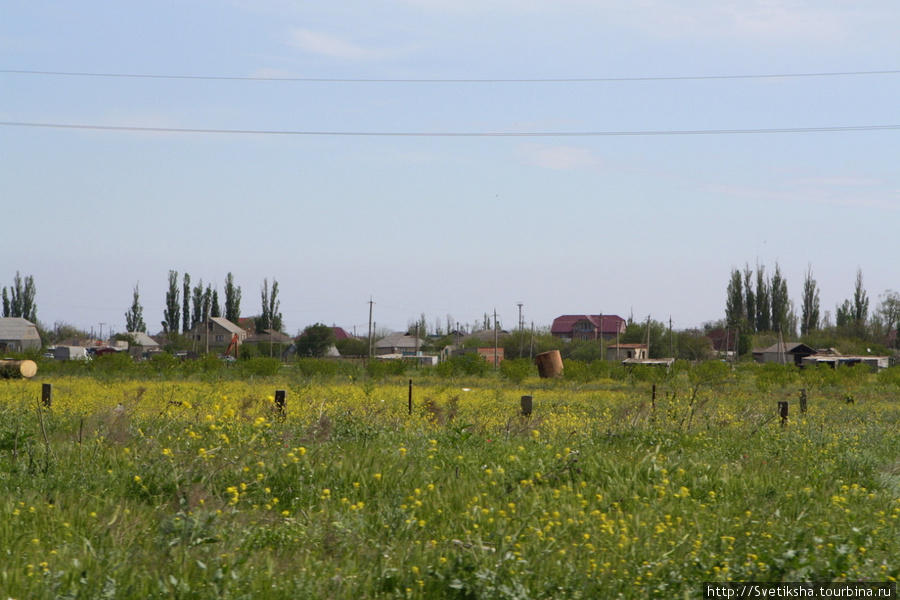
335;336;368;357
852;268;869;331
836;299;853;328
771;263;791;335
224;272;241;323
1;272;37;322
190;280;213;328
620;318;669;359
743;264;755;333
800;264;820;336
210;288;221;318
294;323;337;357
181;273;191;333
124;283;146;333
255;278;283;332
755;265;771;332
725;268;744;329
163;270;180;334
874;290;900;348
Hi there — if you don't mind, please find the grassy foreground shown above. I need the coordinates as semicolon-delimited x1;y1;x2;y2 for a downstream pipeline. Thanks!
1;367;899;599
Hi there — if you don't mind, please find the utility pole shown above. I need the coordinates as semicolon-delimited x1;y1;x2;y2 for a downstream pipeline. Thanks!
367;297;374;360
669;316;674;358
517;302;524;358
493;308;499;368
530;321;535;359
645;315;651;358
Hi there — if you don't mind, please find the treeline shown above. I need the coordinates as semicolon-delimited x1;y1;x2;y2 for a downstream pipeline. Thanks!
725;262;899;350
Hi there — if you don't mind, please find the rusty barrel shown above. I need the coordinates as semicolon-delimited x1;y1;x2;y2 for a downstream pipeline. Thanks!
534;350;563;378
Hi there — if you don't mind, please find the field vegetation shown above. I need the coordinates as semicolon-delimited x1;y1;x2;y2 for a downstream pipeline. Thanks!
2;358;899;599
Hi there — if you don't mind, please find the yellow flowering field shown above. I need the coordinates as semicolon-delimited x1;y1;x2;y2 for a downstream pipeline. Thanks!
1;365;899;599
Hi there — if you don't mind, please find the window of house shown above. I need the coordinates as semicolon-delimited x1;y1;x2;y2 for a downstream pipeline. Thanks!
215;335;224;342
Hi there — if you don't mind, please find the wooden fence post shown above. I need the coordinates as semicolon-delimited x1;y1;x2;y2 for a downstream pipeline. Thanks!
274;389;286;419
41;383;53;408
778;401;789;427
521;395;533;417
408;379;413;416
799;389;807;414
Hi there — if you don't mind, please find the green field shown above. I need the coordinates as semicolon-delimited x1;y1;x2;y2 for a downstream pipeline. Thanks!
1;361;899;599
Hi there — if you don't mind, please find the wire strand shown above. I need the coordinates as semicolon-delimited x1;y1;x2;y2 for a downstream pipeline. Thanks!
1;121;897;137
2;68;898;83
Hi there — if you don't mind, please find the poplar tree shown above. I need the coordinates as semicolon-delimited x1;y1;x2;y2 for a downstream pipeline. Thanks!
191;279;205;328
725;268;744;329
255;278;282;332
125;283;146;333
853;268;869;328
164;270;180;334
211;288;221;318
1;272;37;322
770;263;790;335
182;273;191;333
743;264;755;333
224;272;241;323
800;264;820;335
755;265;771;332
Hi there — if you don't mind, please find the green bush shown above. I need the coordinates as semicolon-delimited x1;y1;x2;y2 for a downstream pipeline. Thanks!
499;358;535;384
235;357;283;378
435;353;490;378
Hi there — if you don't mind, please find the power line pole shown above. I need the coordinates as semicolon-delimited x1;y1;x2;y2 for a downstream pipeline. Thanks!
367;297;374;360
517;302;524;358
493;308;499;368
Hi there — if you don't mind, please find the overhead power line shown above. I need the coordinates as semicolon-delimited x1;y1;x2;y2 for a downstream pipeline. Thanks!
1;68;898;83
1;121;897;137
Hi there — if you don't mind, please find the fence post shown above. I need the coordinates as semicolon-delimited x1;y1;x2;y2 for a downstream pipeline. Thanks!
41;383;52;408
408;379;413;416
799;389;807;414
521;395;533;417
778;401;789;427
274;389;286;419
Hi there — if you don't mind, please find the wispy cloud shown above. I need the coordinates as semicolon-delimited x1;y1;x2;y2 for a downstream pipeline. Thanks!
395;0;879;44
707;174;899;211
289;28;412;60
515;143;609;172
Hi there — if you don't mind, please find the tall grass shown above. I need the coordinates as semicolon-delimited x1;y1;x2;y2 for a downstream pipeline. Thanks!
1;365;898;598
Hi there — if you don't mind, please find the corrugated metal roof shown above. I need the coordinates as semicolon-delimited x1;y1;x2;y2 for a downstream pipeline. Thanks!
0;317;41;340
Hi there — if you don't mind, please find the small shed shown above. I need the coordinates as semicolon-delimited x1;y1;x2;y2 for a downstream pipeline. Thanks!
801;353;891;372
758;342;817;366
0;317;42;353
606;343;648;361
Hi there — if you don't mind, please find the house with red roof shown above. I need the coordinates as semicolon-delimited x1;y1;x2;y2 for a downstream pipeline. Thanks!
550;315;626;342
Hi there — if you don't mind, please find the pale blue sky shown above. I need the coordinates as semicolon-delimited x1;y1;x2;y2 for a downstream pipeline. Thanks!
1;1;898;337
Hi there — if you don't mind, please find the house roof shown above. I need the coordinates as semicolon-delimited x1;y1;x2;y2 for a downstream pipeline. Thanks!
0;317;41;340
461;328;509;343
375;332;424;349
551;314;625;335
246;329;293;343
127;332;159;347
332;327;352;340
208;317;247;335
762;342;816;354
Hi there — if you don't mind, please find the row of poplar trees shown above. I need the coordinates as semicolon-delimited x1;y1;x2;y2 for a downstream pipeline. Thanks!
725;263;871;338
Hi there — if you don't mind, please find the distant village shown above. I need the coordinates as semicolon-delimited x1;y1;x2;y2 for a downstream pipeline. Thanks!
1;313;894;372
